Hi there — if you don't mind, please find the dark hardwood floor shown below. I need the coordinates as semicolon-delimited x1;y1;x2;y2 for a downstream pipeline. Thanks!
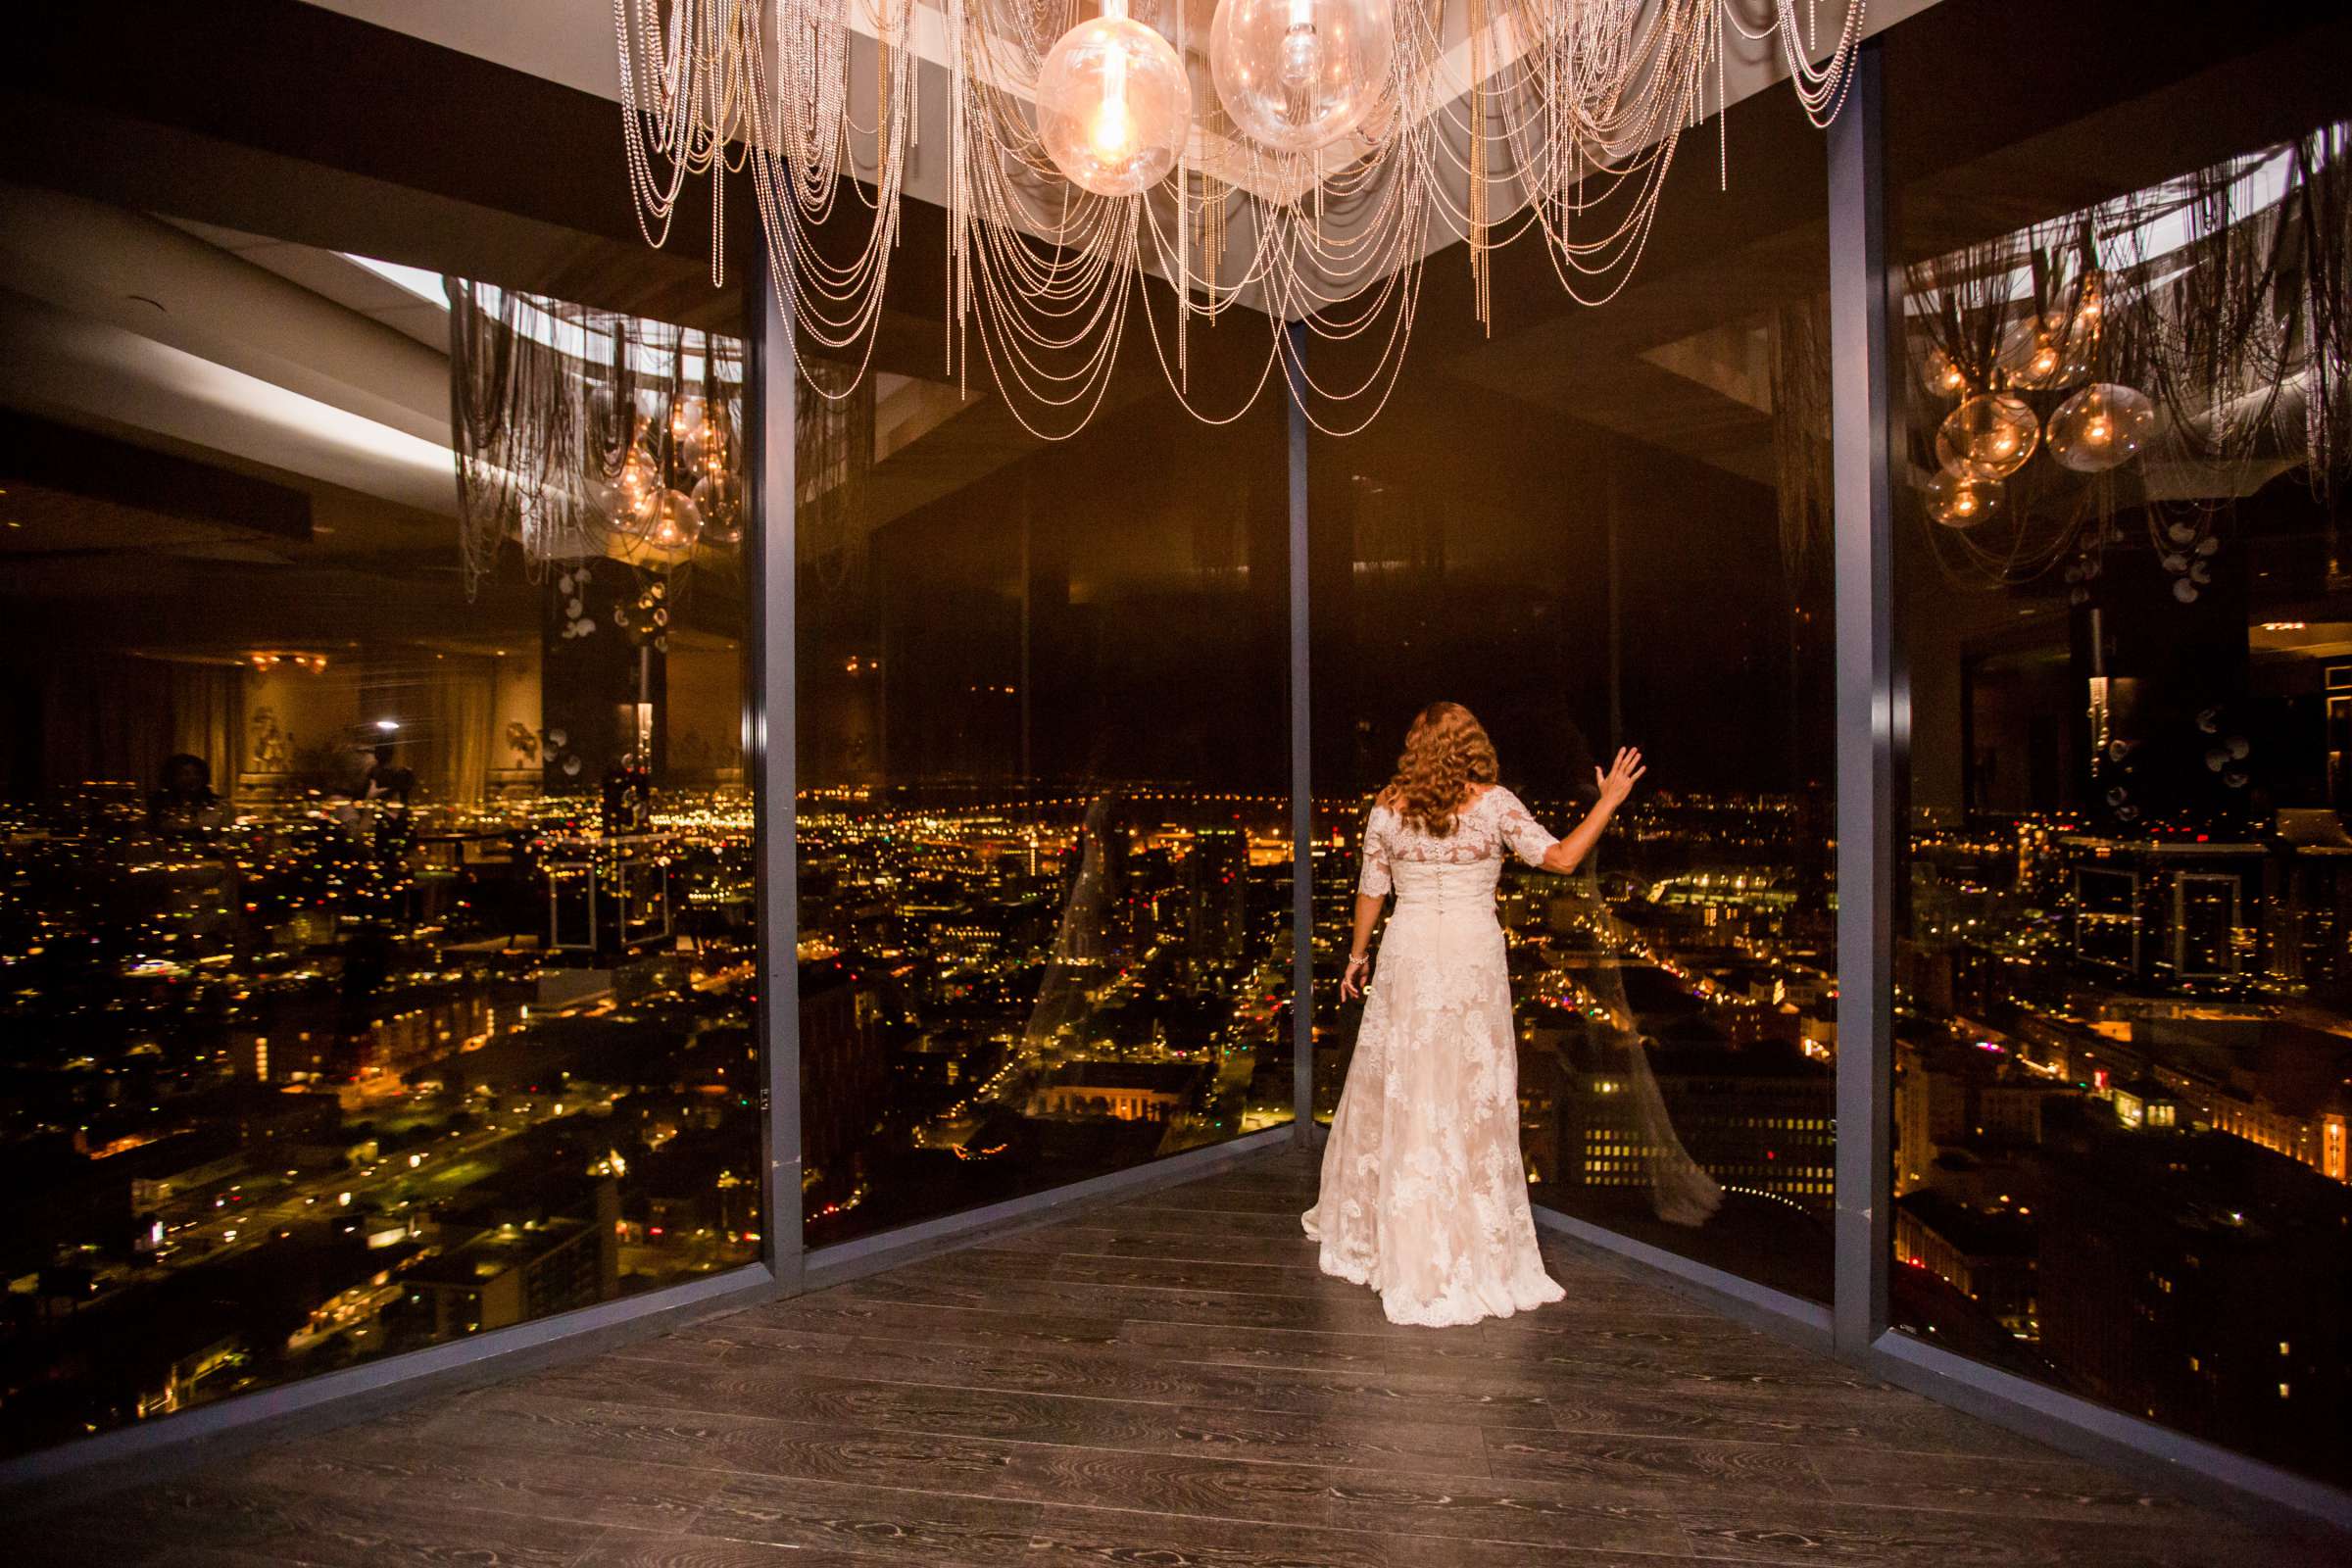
23;1150;2341;1567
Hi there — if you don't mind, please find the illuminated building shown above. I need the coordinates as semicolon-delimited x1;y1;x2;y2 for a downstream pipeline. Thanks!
404;1176;619;1339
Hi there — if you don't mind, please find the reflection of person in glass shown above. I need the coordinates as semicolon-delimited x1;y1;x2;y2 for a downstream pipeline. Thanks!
1303;702;1644;1326
601;751;653;836
142;752;243;966
149;753;224;834
362;739;416;864
362;741;415;808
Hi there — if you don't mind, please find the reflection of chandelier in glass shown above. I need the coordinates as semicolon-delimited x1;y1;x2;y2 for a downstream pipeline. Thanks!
448;277;746;594
616;0;1866;434
1910;257;2149;537
1904;122;2352;599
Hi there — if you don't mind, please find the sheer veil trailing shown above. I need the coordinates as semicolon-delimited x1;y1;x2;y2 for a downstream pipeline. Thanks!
1549;846;1723;1228
1518;707;1725;1229
1024;791;1120;1050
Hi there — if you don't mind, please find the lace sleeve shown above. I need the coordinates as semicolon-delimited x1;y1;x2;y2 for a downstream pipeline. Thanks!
1357;806;1395;897
1491;788;1559;867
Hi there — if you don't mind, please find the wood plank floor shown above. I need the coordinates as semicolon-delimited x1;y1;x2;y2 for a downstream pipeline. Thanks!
23;1149;2342;1568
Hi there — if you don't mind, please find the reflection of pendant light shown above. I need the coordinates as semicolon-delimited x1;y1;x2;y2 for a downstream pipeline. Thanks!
1038;0;1191;197
2000;323;2068;391
2046;382;2157;472
612;428;662;517
683;404;726;477
1927;466;2005;527
688;404;739;543
622;487;705;566
2074;269;2106;328
1210;0;1395;154
1922;344;1968;400
1937;392;2039;479
691;474;740;546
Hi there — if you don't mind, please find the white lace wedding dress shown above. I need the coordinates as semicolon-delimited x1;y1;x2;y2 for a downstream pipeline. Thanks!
1303;786;1568;1327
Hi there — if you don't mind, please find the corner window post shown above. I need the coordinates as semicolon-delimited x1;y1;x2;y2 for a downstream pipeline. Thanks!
1828;37;1897;1356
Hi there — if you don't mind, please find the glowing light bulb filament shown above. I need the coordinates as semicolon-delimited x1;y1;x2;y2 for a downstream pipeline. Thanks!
1093;7;1133;159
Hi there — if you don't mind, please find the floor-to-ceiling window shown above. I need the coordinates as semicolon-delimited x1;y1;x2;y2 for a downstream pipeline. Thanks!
1886;0;2352;1487
794;326;1295;1248
1305;72;1838;1303
0;181;761;1455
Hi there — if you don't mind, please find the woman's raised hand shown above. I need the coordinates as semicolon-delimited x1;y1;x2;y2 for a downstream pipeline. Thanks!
1594;746;1645;808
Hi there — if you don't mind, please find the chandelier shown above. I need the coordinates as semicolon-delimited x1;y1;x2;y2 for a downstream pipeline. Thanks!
614;0;1866;436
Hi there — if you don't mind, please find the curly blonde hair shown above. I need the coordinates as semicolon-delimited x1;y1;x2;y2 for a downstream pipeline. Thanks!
1379;702;1498;837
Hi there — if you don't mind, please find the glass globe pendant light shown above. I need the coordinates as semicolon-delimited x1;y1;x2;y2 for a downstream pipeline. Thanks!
1936;392;2039;479
1920;344;1969;401
1038;0;1191;198
668;394;707;449
1999;320;2069;391
625;485;705;566
592;423;662;523
1926;466;2005;528
1209;0;1394;154
692;472;741;547
2044;269;2107;388
691;416;742;547
2045;381;2157;473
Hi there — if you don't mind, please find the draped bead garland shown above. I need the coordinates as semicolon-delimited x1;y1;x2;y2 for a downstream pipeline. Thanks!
614;0;1866;438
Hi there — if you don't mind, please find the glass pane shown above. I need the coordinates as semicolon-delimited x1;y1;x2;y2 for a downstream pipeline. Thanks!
1306;81;1838;1302
1887;0;2352;1488
0;186;759;1455
795;338;1294;1248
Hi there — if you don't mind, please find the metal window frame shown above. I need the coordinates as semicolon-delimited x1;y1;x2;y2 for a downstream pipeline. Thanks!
748;249;806;1299
1829;30;1899;1365
1289;319;1318;1146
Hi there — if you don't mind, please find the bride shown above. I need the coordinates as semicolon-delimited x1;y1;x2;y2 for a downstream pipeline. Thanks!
1303;701;1646;1328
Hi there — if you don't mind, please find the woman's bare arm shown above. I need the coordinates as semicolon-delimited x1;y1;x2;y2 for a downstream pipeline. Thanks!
1539;747;1644;875
1341;892;1385;1000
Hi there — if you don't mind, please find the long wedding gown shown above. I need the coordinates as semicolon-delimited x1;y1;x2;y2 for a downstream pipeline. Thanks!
1303;786;1568;1327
